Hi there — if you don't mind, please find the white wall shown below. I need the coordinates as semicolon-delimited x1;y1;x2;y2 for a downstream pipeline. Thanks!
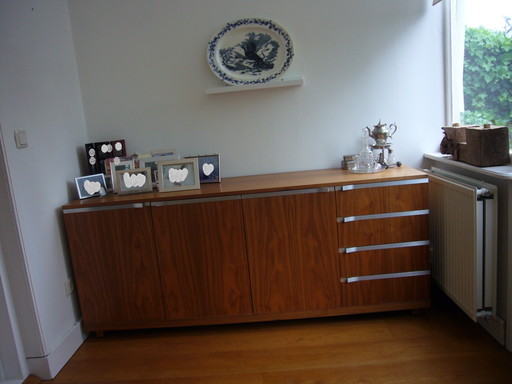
0;0;88;380
69;0;445;177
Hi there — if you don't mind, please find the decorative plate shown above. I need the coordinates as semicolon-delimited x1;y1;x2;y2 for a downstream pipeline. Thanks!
207;18;294;85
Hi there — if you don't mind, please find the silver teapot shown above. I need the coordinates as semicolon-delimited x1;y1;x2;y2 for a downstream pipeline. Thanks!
366;120;397;146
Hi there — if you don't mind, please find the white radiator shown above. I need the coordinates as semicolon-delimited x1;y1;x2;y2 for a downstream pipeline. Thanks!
427;167;497;322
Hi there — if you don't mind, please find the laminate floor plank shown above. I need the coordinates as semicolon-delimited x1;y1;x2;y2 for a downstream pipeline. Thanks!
42;298;512;384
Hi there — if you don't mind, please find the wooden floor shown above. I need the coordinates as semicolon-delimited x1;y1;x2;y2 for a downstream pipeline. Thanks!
38;293;512;384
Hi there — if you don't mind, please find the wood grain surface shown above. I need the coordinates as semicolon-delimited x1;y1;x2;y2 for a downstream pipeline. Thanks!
35;290;512;384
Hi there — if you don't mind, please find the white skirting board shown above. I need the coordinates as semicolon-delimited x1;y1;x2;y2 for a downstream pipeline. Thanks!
477;312;506;346
26;322;87;380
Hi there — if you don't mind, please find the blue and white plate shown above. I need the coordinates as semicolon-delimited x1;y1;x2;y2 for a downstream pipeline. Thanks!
207;18;294;85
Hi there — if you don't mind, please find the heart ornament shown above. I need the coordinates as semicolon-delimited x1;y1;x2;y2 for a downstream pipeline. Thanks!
123;172;133;188
202;163;215;176
123;172;147;189
83;180;101;196
133;173;147;187
169;168;189;183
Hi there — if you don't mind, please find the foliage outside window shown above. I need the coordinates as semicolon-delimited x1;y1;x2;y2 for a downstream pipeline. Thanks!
461;17;512;149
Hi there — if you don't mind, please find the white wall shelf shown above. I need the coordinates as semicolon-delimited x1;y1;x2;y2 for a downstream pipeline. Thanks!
205;76;304;95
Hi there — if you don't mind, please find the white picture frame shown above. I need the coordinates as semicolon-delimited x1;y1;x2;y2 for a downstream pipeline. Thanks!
109;158;135;190
157;158;200;192
139;155;179;188
114;167;153;195
75;173;108;199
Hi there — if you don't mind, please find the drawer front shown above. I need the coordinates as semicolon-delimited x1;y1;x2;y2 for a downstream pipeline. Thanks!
341;274;430;307
341;245;430;277
337;180;428;216
338;215;429;248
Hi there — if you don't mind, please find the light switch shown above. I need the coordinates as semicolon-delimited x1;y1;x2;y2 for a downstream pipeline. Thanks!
14;130;28;149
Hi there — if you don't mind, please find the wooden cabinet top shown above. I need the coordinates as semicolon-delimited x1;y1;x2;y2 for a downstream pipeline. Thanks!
63;165;427;209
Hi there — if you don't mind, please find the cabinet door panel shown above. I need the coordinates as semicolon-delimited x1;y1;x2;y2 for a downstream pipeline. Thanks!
338;216;429;248
243;191;341;314
337;183;428;216
151;199;252;319
63;207;165;328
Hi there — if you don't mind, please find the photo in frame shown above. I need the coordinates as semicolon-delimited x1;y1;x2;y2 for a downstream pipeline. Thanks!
114;167;153;195
186;154;221;183
139;155;178;188
75;173;108;199
108;158;135;190
158;158;200;192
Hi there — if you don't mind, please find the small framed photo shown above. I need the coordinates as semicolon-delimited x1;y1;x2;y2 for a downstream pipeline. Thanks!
158;158;200;192
75;174;108;199
114;167;153;195
150;148;177;157
139;155;178;187
108;157;135;190
187;154;221;183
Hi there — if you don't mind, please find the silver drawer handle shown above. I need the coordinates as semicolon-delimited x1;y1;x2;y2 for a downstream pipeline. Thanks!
337;178;428;191
63;203;144;214
340;270;430;283
339;209;429;223
152;195;241;207
242;187;334;199
340;240;430;254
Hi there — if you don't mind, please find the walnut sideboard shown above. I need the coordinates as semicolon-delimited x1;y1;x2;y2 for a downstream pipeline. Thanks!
62;166;430;334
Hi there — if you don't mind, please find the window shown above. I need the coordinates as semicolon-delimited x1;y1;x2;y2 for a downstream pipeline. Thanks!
446;0;512;149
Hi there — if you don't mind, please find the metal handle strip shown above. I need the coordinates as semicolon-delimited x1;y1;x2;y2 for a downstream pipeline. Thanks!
337;178;428;192
340;270;430;283
339;209;429;223
151;195;241;207
340;240;430;254
63;203;144;214
241;187;334;200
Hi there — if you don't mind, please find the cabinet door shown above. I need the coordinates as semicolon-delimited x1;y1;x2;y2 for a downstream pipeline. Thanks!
151;197;253;319
63;204;166;330
242;188;341;314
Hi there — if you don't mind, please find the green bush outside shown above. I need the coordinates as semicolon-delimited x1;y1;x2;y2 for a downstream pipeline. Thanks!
462;23;512;149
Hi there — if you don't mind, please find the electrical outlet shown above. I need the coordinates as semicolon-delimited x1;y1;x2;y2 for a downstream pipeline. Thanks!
64;278;74;296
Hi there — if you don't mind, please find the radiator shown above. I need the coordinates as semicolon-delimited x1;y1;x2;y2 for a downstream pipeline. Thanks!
427;167;497;322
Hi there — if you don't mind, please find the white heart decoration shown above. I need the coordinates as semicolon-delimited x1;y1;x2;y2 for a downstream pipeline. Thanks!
202;163;215;176
123;173;147;189
133;173;146;187
168;168;188;183
83;180;101;195
123;172;133;188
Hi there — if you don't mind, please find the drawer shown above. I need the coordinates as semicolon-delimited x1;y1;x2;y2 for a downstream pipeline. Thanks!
341;245;430;276
336;179;428;216
341;274;430;307
338;214;429;248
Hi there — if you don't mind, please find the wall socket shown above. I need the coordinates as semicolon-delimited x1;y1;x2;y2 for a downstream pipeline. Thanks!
64;278;74;296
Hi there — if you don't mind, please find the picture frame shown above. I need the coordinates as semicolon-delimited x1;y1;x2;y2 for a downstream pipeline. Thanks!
114;167;153;195
75;173;108;199
186;154;221;183
108;158;135;190
139;155;179;187
158;158;200;192
150;148;177;157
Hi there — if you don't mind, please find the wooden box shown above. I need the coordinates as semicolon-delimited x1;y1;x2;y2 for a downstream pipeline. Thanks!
441;125;510;167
